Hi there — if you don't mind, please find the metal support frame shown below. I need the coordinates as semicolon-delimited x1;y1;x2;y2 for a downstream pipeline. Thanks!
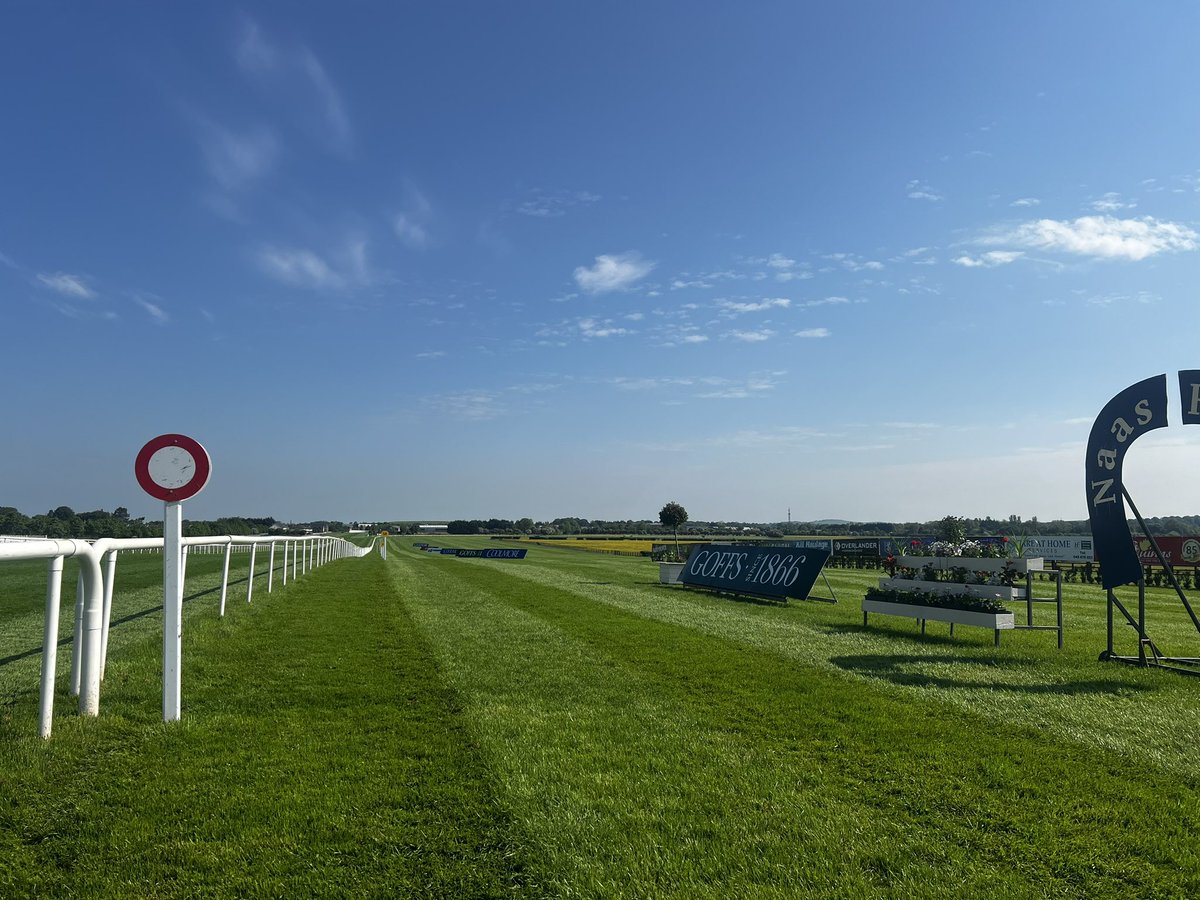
1098;487;1200;676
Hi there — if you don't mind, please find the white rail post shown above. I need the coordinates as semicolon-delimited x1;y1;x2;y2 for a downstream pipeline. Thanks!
246;543;257;603
292;539;298;580
100;548;118;679
163;501;183;722
79;549;104;717
39;556;65;738
282;540;289;585
69;574;84;697
219;540;232;617
268;541;276;593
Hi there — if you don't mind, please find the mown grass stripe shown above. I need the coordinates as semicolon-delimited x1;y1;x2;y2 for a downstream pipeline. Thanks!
1;554;535;898
397;550;1200;898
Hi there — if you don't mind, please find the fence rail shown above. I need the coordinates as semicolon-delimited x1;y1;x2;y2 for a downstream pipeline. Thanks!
0;533;379;738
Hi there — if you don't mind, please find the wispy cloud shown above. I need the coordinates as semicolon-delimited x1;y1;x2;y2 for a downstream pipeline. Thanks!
574;251;655;294
196;119;279;191
906;180;943;202
393;183;433;250
37;272;95;299
795;327;830;338
1090;192;1134;213
953;250;1024;268
718;297;790;315
516;188;600;218
416;350;446;359
257;237;371;291
131;294;169;325
426;391;505;421
984;215;1197;261
1010;197;1040;207
578;317;631;338
727;328;774;343
234;16;353;155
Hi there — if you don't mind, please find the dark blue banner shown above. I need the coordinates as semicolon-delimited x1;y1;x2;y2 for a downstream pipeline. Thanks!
455;548;528;559
1180;370;1200;425
679;544;831;601
1085;374;1168;588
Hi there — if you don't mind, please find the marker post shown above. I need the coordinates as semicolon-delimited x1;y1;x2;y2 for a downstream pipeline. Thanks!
135;434;212;723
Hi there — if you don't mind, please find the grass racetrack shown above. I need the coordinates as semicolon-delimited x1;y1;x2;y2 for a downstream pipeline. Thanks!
2;537;1199;897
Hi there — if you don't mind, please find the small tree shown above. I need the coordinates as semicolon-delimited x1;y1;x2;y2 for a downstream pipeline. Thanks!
936;515;966;544
659;501;689;559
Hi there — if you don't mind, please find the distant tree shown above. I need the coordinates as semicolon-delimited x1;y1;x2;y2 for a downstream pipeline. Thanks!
659;501;689;557
515;517;535;534
936;515;966;543
446;520;480;535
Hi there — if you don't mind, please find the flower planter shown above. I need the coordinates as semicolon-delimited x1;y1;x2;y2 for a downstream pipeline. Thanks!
658;562;685;584
897;555;1043;573
862;597;1015;632
879;578;1024;601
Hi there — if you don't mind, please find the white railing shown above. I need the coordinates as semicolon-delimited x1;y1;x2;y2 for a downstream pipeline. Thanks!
0;533;378;738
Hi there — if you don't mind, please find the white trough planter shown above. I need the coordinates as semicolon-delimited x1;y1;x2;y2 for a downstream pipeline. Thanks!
897;555;1043;573
659;562;685;584
879;577;1025;601
862;598;1015;631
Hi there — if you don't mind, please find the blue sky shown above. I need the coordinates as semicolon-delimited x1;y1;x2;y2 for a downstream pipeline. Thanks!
4;2;1200;524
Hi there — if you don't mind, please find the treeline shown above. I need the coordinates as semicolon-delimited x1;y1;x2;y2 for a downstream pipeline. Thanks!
0;506;280;540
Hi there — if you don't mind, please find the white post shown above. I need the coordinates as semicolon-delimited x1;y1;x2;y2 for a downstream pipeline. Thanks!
292;540;298;580
163;501;183;722
268;541;276;593
79;550;104;717
100;549;118;679
219;541;232;617
282;540;289;585
39;556;64;739
302;539;308;575
69;575;84;697
247;543;257;603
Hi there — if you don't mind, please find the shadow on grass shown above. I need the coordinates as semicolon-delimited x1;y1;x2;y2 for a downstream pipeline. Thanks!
0;576;257;668
830;652;1149;695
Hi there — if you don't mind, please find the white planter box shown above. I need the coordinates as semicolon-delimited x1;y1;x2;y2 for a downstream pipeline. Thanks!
879;578;1024;601
897;555;1043;573
659;562;685;584
862;598;1015;630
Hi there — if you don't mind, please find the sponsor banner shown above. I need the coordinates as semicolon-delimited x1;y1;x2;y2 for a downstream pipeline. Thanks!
832;538;882;556
679;543;831;601
775;539;833;552
413;542;429;549
439;548;457;555
1018;536;1094;563
1131;536;1200;567
1085;374;1169;589
455;548;528;559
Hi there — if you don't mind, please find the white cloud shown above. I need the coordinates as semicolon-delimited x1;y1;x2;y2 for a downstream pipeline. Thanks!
428;391;504;421
516;189;600;218
131;295;169;325
767;253;795;269
1090;192;1134;213
37;272;95;298
416;350;446;359
986;215;1197;261
795;328;830;338
718;298;790;315
196;119;278;191
953;250;1025;268
907;180;943;202
728;328;774;343
681;334;709;343
799;296;851;308
578;317;631;338
394;214;429;250
234;17;352;155
258;247;343;290
1010;197;1041;207
573;251;655;294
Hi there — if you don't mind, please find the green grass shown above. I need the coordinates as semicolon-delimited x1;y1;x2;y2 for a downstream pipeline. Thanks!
2;537;1200;896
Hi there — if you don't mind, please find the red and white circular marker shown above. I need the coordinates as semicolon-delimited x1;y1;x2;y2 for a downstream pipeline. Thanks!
134;434;212;502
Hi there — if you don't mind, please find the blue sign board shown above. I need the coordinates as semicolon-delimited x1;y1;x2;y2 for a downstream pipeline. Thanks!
1085;374;1168;588
455;548;528;559
679;543;831;601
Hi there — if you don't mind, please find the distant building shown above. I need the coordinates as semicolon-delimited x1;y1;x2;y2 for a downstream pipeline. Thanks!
419;524;448;533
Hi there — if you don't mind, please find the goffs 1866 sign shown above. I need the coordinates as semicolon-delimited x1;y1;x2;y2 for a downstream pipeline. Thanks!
1086;371;1200;589
679;544;831;601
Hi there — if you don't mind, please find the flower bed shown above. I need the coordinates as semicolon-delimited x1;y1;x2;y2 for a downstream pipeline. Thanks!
866;585;1010;615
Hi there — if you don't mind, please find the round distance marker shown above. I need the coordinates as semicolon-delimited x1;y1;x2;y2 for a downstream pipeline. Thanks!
135;434;211;502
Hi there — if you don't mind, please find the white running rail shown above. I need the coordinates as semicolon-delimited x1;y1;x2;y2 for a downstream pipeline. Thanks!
0;533;378;738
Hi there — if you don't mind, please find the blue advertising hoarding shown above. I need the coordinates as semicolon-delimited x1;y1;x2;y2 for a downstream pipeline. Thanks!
455;548;528;559
679;543;831;601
